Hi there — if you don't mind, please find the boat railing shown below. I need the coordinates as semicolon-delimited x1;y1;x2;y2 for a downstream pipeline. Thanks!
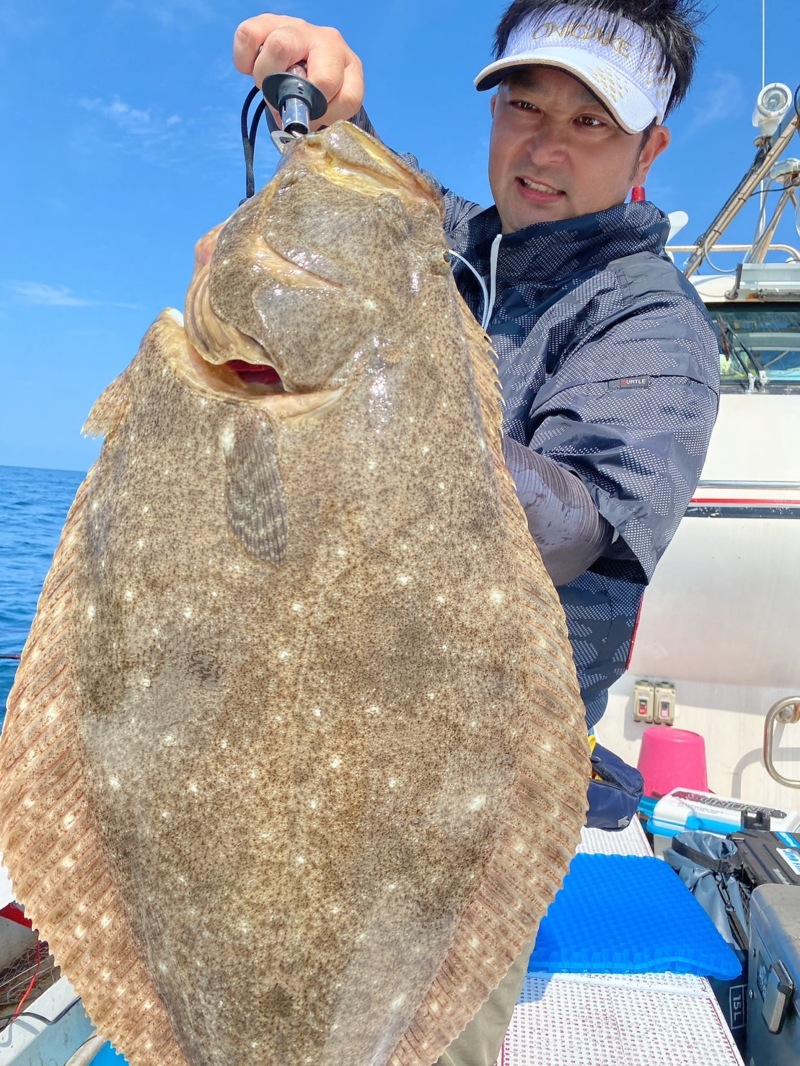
763;697;800;788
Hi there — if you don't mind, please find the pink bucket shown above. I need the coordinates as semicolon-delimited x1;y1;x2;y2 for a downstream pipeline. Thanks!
637;727;708;798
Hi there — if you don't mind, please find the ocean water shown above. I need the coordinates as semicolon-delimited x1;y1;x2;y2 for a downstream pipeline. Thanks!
0;465;86;721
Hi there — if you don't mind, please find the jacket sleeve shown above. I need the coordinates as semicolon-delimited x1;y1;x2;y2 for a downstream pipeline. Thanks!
526;282;720;583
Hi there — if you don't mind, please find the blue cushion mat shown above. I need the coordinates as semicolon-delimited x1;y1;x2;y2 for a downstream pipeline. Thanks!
527;853;741;979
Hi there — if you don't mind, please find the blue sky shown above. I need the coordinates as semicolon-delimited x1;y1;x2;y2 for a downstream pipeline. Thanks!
2;0;798;472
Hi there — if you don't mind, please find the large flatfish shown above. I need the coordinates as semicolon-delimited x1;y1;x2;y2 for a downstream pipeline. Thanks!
0;123;589;1065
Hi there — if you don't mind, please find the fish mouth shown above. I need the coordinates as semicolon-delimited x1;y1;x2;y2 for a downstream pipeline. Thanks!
180;227;342;419
176;335;343;420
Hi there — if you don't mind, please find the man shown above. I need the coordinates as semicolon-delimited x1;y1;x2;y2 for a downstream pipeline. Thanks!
234;3;719;1062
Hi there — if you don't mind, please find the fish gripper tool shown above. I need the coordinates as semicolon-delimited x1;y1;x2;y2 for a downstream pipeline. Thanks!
262;64;327;150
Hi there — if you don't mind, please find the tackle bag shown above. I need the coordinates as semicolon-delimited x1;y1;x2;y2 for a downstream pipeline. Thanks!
586;742;644;831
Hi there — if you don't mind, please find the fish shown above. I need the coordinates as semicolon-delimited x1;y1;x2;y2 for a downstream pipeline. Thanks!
0;122;589;1065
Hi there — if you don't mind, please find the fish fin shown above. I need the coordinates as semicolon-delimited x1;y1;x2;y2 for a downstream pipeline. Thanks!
389;302;590;1065
224;410;288;564
0;469;190;1066
82;367;132;439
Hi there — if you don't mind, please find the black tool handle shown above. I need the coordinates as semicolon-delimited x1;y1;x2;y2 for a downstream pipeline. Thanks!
262;64;327;135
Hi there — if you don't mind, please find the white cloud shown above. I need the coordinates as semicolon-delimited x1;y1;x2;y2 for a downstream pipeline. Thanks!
7;282;141;311
110;0;218;27
73;94;239;170
79;96;157;137
10;282;95;308
687;71;747;133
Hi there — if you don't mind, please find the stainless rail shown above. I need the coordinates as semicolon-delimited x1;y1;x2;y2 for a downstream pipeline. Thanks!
666;243;800;262
763;697;800;788
683;113;800;278
696;480;800;490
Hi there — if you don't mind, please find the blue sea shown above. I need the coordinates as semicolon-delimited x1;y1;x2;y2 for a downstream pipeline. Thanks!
0;465;128;1064
0;465;86;721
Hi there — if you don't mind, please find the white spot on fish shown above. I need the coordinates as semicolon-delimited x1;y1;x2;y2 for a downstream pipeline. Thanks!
490;588;506;605
296;856;306;865
220;739;228;750
438;482;446;491
278;649;291;662
427;692;436;701
221;425;235;456
366;705;381;716
100;915;112;929
188;782;199;794
74;924;87;940
336;548;348;558
292;602;305;613
436;595;446;605
364;298;377;310
309;799;319;810
386;883;397;892
331;757;342;770
162;367;168;378
330;905;340;915
313;708;323;718
142;505;150;514
397;574;411;586
140;677;151;689
250;769;258;780
162;734;175;747
137;539;145;550
183;607;193;620
161;811;170;820
158;963;168;975
388;778;398;789
469;795;487;812
367;460;378;472
421;445;430;456
470;721;479;730
274;714;284;723
109;777;121;791
408;416;416;425
62;856;76;870
391;995;406;1011
87;605;96;621
124;590;134;602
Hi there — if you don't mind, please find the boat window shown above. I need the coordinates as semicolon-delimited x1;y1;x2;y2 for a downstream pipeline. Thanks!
708;304;800;391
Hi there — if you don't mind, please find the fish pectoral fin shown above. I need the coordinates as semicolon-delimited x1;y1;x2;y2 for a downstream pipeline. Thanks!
82;366;132;439
224;411;288;564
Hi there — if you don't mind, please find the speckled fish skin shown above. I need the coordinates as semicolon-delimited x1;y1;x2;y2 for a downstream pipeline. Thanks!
0;123;589;1065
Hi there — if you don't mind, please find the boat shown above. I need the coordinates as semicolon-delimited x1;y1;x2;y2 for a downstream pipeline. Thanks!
599;79;800;817
2;76;800;1066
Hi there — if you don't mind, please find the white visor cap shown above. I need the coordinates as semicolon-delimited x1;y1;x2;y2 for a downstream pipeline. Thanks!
474;6;676;134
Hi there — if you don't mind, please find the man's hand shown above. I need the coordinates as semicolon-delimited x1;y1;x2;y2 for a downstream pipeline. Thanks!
233;14;365;130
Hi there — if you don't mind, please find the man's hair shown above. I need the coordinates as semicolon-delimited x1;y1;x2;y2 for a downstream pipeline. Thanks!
493;0;706;118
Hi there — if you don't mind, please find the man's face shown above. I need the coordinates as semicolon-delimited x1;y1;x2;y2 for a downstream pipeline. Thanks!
488;66;670;232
